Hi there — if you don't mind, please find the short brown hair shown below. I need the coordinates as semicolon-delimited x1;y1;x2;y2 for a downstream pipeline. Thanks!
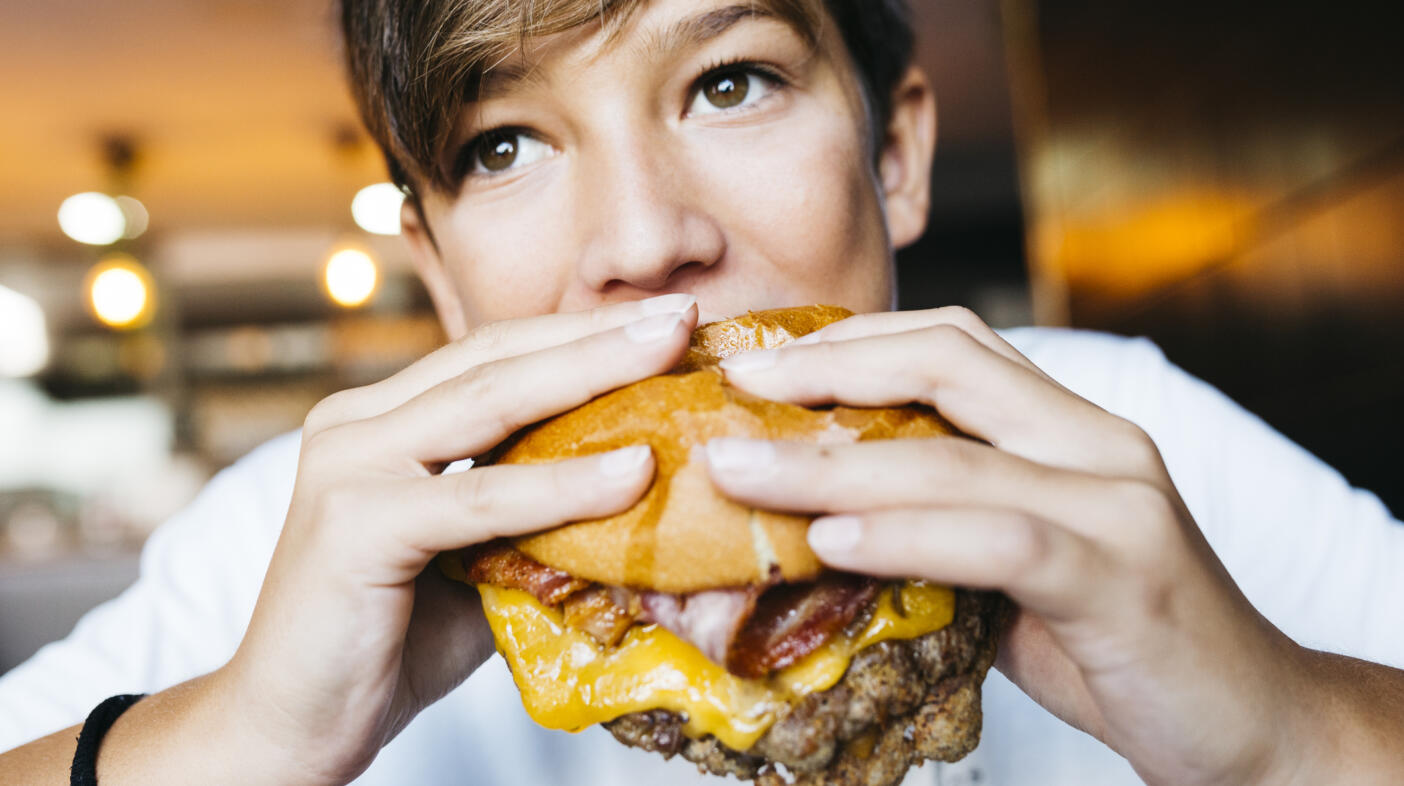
340;0;914;194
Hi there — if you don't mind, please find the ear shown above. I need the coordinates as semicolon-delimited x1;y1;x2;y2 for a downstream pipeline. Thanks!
401;199;470;341
877;65;938;250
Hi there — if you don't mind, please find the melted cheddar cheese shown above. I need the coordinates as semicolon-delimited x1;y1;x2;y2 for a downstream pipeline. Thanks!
478;581;954;751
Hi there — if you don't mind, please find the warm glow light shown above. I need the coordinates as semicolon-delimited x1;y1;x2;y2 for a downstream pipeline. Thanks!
324;248;378;307
58;192;127;245
0;284;50;377
351;182;405;235
87;255;154;329
1053;190;1254;297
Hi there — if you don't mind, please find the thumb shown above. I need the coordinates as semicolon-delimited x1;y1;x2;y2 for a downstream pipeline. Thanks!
397;568;495;717
995;610;1107;742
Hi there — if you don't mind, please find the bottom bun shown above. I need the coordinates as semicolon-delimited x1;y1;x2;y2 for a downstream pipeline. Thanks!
604;590;1009;786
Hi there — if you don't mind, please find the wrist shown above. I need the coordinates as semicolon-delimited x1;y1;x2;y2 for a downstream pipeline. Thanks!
91;670;342;786
1196;634;1322;786
1271;648;1404;786
215;655;372;786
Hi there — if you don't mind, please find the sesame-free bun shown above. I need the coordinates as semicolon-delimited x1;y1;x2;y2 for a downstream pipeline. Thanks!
497;305;957;593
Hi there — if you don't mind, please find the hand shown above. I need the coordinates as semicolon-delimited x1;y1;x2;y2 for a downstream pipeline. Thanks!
704;307;1310;786
224;294;699;784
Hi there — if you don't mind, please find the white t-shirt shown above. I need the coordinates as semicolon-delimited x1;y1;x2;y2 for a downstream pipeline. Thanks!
2;328;1400;785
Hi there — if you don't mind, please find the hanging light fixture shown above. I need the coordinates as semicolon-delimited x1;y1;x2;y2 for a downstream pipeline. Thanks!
58;192;127;245
86;253;156;330
323;245;379;308
57;136;148;246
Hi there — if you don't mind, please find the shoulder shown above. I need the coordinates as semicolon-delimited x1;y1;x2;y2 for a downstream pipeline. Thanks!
994;326;1288;469
996;326;1173;422
130;429;306;664
213;429;302;519
992;327;1254;542
137;429;302;578
997;325;1163;364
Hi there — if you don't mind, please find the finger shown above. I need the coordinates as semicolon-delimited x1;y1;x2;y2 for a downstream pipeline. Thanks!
790;306;1053;381
338;309;695;465
806;507;1107;621
719;325;1135;473
994;610;1108;741
306;294;697;435
389;445;655;556
398;569;495;711
704;437;1111;536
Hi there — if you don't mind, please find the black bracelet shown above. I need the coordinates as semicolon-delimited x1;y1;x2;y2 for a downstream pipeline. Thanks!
70;693;146;786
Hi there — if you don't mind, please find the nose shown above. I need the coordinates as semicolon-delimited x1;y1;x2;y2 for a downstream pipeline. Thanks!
574;131;726;293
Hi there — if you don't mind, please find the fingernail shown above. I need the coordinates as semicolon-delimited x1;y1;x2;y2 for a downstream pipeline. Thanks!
441;458;474;475
809;515;862;553
719;349;777;373
705;438;776;473
639;293;697;316
598;445;652;477
626;312;684;343
789;331;824;346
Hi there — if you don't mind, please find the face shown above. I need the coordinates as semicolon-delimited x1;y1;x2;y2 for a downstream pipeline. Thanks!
405;0;936;335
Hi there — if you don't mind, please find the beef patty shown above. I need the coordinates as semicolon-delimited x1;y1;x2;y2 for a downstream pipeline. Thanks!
605;590;1008;785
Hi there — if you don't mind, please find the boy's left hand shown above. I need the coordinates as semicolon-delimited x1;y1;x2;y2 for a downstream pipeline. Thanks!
705;306;1312;786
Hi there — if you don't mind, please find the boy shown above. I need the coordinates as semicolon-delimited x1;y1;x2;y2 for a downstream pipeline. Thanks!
3;1;1403;783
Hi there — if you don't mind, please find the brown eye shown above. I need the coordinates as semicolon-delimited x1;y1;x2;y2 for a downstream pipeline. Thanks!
702;71;750;109
688;65;781;117
460;128;554;179
477;131;519;172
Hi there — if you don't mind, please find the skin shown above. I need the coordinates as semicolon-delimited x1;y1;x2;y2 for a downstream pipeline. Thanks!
2;0;1402;784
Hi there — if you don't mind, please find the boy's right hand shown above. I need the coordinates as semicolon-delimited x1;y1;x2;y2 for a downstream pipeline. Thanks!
219;294;697;785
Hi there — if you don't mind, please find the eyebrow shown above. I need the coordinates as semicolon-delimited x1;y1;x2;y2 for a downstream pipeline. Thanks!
476;60;549;102
640;4;778;60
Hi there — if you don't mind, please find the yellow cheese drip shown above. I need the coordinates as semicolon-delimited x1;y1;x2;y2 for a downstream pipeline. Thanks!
478;581;955;752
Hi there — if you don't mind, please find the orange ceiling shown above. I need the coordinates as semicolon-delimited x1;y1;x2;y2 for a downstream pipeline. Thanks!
0;0;385;242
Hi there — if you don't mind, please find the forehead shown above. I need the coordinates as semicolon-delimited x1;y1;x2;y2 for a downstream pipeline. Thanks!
472;0;823;98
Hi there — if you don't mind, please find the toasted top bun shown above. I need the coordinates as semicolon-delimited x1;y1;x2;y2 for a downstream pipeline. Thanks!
496;305;957;593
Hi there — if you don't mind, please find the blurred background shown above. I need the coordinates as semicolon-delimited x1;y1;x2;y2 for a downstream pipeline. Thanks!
1;0;1400;673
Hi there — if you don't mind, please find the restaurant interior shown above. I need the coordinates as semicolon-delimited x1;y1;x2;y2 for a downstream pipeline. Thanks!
2;0;1400;674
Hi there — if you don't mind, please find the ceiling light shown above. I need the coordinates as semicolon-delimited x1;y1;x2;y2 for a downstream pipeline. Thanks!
351;182;405;235
59;192;127;245
87;254;155;329
324;247;378;308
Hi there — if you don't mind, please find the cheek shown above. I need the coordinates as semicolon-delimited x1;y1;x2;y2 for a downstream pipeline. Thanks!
692;105;890;297
435;199;573;324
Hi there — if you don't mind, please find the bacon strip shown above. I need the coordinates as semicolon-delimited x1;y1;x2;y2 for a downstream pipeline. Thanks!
461;540;590;605
724;574;879;678
637;587;763;666
563;587;637;648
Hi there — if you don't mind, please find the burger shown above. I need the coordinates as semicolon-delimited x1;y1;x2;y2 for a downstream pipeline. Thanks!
440;305;1008;785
